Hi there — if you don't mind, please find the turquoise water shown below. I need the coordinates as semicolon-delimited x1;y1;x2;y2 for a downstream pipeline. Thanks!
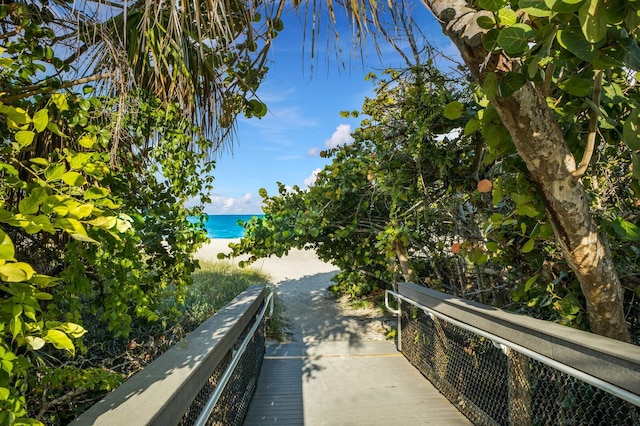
195;214;261;239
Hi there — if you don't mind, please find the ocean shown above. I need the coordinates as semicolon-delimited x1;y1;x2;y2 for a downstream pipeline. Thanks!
195;214;262;239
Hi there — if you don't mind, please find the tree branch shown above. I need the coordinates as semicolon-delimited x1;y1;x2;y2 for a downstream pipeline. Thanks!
572;69;602;178
2;73;113;102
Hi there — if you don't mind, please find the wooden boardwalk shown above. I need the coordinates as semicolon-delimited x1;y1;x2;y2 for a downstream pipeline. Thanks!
243;340;471;425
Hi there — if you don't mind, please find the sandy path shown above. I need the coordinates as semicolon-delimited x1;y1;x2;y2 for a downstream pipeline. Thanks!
196;239;393;344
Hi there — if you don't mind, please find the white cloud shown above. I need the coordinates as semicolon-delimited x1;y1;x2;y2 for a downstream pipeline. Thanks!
307;147;321;157
304;168;322;187
324;124;353;149
208;193;262;214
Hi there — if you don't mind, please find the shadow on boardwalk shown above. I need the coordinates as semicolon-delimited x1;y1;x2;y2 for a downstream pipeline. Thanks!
244;270;472;425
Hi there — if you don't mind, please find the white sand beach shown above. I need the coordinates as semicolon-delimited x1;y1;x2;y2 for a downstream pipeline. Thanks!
195;239;393;343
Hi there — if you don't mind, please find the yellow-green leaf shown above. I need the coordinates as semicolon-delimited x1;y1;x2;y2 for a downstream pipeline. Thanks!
0;262;35;282
87;216;117;229
15;130;35;147
61;171;86;187
522;238;536;253
25;336;46;351
55;218;98;243
61;322;86;338
78;135;96;149
44;329;75;353
0;230;14;260
51;93;69;112
524;274;539;291
45;164;66;181
68;203;93;219
68;152;92;170
32;109;49;133
46;122;66;137
84;186;109;200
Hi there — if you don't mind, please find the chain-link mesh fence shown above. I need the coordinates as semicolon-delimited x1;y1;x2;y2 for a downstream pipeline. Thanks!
400;302;640;426
178;304;266;426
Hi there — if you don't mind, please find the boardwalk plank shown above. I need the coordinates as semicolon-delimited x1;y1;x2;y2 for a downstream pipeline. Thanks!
243;341;471;426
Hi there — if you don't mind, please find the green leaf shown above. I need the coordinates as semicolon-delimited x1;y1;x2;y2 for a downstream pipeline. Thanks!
612;218;640;241
497;8;518;25
68;203;93;219
619;37;640;71
62;171;87;187
84;186;109;200
0;230;14;260
524;274;539;291
519;0;552;16
15;130;35;147
546;0;585;12
579;0;607;43
483;29;501;53
464;117;482;135
87;216;117;229
32;109;49;133
486;242;500;252
558;77;594;97
78;135;96;149
0;105;30;124
483;73;500;100
55;218;98;243
25;336;46;351
517;204;540;217
44;329;75;353
557;26;598;61
68;152;92;170
29;157;49;167
498;24;534;56
603;0;626;23
522;238;536;253
18;187;48;215
0;262;35;282
498;72;526;98
623;108;640;150
51;93;69;112
45;164;66;181
61;322;87;338
46;122;66;137
444;101;464;119
478;0;509;12
477;15;496;29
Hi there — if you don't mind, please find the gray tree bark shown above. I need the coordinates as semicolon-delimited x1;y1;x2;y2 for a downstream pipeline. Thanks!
420;0;631;341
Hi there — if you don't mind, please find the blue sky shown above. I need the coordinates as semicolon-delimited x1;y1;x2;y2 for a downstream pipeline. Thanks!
205;5;456;214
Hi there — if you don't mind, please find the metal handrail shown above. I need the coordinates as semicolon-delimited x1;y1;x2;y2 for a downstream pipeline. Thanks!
194;291;274;426
385;289;640;407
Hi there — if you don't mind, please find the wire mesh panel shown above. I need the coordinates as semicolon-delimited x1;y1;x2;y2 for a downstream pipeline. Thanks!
179;307;266;426
399;301;640;426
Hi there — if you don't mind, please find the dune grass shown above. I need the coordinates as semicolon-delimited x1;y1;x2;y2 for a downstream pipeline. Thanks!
183;261;287;341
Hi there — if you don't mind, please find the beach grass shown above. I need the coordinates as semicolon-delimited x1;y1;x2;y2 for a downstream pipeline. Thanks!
183;260;287;341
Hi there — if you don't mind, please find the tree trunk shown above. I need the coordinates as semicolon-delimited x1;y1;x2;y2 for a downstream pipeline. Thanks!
395;239;419;284
420;0;631;341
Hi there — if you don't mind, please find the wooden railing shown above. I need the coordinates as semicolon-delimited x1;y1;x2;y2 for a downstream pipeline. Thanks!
72;285;268;426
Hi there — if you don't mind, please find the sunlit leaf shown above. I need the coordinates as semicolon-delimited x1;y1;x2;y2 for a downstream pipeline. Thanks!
612;218;640;241
0;262;35;282
579;0;607;43
15;130;35;147
0;230;14;260
557;26;599;61
32;109;49;133
444;101;464;119
519;0;552;16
